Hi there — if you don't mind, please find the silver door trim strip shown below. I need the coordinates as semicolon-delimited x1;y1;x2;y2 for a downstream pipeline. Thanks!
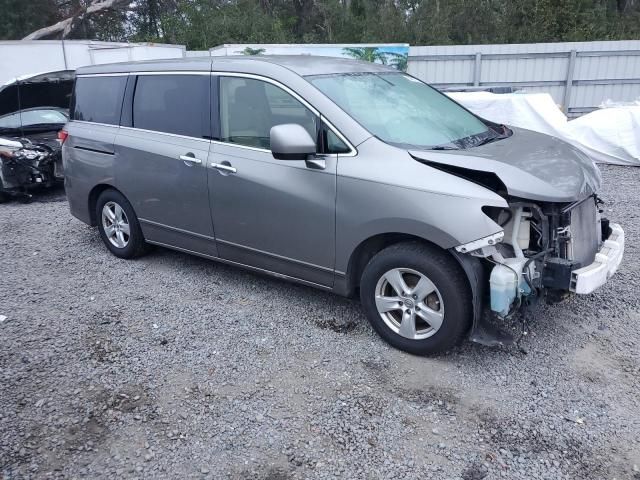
132;71;211;76
211;140;270;154
118;125;212;144
216;238;334;273
76;73;129;78
71;120;120;129
145;240;333;291
139;218;215;241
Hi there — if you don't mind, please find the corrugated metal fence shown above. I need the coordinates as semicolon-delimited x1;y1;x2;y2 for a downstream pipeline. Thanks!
408;40;640;117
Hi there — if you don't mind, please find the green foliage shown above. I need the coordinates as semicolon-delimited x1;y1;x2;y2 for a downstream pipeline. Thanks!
2;0;639;46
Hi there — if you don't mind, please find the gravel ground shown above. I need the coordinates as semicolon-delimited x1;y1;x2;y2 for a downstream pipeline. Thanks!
1;165;639;480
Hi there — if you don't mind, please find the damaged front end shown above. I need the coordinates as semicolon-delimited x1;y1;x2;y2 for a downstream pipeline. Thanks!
455;196;624;346
411;127;624;346
0;136;64;200
0;70;73;201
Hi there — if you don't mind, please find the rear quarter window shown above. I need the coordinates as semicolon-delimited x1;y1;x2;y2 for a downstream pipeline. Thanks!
72;76;127;125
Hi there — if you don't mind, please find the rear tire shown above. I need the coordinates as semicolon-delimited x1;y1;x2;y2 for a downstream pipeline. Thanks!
96;189;149;259
360;241;472;355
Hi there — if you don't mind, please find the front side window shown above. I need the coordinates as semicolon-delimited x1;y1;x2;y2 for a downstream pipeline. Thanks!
308;72;494;150
325;128;350;154
219;77;317;150
72;76;127;125
133;75;209;138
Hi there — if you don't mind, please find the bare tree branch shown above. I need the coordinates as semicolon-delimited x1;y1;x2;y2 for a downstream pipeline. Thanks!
23;0;133;40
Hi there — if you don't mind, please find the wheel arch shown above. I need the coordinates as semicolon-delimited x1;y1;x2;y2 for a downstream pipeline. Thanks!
342;232;468;297
88;183;123;226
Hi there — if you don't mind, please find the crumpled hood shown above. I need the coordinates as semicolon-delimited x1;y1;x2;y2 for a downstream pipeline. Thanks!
410;127;602;202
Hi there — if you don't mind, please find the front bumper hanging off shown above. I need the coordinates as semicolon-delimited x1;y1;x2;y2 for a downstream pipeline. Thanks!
570;223;624;294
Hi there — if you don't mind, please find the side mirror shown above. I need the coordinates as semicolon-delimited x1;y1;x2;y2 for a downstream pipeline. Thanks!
270;124;316;160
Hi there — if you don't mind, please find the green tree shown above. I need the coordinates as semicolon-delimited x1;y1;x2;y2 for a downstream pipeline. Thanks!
240;47;267;55
7;0;640;47
342;46;388;63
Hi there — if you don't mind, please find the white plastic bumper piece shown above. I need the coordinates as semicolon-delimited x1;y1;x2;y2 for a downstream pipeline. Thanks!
570;223;624;294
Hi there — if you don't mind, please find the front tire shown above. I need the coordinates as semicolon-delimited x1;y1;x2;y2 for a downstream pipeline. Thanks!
360;241;472;355
96;189;149;259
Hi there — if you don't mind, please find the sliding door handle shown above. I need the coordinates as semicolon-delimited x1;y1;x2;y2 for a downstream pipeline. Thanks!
179;154;202;165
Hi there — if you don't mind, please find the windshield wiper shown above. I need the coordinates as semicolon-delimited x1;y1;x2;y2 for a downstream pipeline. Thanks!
429;144;459;150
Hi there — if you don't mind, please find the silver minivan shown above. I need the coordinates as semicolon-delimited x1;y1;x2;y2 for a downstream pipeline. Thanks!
62;56;624;355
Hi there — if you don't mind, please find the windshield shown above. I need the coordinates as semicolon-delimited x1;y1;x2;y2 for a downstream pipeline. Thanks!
308;72;494;149
0;109;68;132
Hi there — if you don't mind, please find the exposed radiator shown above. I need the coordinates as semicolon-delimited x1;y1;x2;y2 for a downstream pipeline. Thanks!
568;198;600;267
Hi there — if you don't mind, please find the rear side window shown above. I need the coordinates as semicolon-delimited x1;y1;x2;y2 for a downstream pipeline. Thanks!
132;75;209;138
72;76;127;125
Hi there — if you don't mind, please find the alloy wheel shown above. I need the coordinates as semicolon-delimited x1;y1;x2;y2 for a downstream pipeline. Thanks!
101;201;130;248
374;267;445;340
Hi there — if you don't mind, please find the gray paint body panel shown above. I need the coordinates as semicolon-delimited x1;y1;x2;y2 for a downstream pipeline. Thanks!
115;128;217;257
208;142;337;286
65;56;600;297
409;127;602;202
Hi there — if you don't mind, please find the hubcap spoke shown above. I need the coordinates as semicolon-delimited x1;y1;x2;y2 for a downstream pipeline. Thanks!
114;204;124;223
116;231;126;248
102;202;130;249
104;206;116;222
416;303;444;330
383;269;410;296
411;276;436;301
375;295;403;313
398;309;417;339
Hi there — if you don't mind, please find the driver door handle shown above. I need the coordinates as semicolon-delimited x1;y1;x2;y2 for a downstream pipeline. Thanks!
210;162;237;174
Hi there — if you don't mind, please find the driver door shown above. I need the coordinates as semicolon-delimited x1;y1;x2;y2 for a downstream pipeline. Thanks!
207;75;337;287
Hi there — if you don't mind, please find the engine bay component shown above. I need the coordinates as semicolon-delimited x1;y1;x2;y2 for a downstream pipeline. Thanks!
489;257;532;317
542;257;581;290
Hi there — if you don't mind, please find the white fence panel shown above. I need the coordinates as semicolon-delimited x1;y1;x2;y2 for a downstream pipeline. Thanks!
0;41;186;85
408;40;640;116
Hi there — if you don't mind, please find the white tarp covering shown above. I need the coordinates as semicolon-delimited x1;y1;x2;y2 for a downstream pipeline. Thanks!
561;107;640;166
448;91;640;166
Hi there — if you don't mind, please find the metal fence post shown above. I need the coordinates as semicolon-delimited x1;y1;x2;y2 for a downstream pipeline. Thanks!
473;52;482;86
61;39;68;69
563;50;577;115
